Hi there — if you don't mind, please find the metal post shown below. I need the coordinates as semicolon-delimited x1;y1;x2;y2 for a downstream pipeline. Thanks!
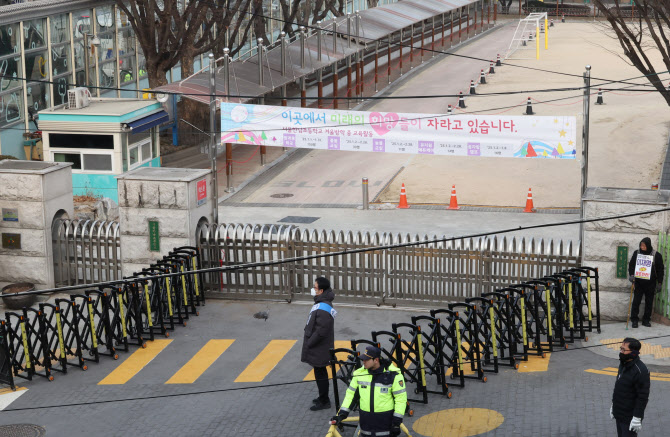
420;21;424;63
300;26;306;68
317;21;322;61
362;177;369;210
333;20;338;54
432;16;435;57
451;11;454;46
375;41;379;92
257;38;264;87
399;29;403;76
84;33;90;88
410;24;414;68
223;49;233;193
333;63;339;109
347;13;352;49
442;13;445;47
387;36;391;84
347;56;352;109
580;65;591;258
355;11;361;98
280;32;287;106
208;54;219;221
318;69;323;109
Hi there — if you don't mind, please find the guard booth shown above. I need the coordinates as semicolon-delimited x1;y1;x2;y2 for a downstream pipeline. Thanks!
38;94;168;202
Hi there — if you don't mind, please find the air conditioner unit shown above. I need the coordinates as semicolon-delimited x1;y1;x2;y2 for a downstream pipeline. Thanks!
67;87;91;109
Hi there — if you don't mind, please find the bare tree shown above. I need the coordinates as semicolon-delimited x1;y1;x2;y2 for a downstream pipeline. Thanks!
118;0;348;88
593;0;670;105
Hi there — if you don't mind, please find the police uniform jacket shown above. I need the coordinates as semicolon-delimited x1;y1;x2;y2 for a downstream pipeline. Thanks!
339;361;407;435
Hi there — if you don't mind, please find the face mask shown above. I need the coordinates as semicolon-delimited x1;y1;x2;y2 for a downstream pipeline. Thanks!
310;288;317;296
619;352;630;362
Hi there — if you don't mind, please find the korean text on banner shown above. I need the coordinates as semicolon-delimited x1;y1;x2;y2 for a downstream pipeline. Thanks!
634;254;654;280
220;103;578;159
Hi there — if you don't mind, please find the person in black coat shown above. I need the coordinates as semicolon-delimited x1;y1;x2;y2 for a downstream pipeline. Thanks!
301;277;336;411
628;237;665;328
610;337;650;436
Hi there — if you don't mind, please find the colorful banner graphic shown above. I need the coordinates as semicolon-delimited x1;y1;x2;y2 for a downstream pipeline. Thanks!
220;103;577;159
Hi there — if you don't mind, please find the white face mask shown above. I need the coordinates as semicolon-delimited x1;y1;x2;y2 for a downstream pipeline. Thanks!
310;288;317;296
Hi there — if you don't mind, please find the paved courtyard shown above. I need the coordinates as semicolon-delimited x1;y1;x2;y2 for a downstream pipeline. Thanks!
1;299;669;436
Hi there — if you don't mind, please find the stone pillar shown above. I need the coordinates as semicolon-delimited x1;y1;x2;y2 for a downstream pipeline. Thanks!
117;167;213;277
583;187;670;319
0;160;74;289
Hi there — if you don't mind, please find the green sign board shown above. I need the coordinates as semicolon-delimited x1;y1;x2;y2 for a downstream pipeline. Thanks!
616;245;629;278
149;220;160;252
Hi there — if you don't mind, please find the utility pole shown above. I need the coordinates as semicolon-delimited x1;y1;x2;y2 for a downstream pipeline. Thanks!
209;54;219;224
580;65;591;257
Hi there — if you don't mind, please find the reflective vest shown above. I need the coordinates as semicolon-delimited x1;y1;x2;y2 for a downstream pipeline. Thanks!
339;363;407;435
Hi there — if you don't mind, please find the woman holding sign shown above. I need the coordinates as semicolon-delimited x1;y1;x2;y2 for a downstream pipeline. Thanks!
628;237;664;328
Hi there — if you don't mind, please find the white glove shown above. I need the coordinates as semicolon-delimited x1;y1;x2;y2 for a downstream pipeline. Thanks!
609;404;614;420
629;416;642;433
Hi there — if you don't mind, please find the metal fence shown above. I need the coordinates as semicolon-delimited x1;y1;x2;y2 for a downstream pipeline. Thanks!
52;219;122;286
197;223;581;305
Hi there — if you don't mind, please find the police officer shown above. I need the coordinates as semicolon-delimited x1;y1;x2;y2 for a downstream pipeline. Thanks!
333;346;407;437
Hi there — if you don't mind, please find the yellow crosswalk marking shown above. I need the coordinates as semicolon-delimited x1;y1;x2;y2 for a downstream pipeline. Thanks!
234;339;296;383
166;339;235;384
98;339;172;385
517;353;551;372
304;341;351;381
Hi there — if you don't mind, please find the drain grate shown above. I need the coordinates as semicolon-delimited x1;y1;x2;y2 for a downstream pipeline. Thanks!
278;216;320;224
0;424;47;437
270;193;294;198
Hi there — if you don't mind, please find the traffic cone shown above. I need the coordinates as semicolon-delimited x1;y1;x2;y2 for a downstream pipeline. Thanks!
469;79;476;95
448;185;460;210
458;92;466;108
525;97;534;115
480;69;486;84
496;54;502;66
522;39;527;47
489;61;495;74
540;24;544;34
397;183;410;209
523;188;536;213
550;19;554;27
596;89;604;105
447;104;453;115
562;14;565;23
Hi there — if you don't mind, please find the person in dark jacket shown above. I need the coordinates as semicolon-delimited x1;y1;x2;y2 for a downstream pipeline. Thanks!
610;337;650;436
628;237;664;327
301;277;336;411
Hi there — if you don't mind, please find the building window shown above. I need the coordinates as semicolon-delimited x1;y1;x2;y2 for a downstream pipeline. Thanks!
83;154;112;171
49;133;114;149
53;152;82;169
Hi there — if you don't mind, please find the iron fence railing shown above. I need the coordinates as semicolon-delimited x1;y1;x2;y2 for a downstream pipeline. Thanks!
197;223;581;305
52;219;122;286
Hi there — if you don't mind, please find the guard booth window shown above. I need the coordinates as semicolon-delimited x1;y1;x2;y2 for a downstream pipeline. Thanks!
49;133;114;172
128;130;153;169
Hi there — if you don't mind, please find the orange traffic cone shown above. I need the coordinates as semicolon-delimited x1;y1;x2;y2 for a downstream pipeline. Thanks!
398;183;410;209
448;185;460;210
523;188;536;213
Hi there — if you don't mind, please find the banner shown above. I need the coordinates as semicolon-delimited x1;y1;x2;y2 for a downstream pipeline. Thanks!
220;103;577;159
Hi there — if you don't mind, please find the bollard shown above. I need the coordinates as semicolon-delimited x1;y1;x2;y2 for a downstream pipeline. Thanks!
540;23;544;34
562;14;565;23
496;54;502;66
522;39;527;47
447;104;453;115
595;89;604;105
458;92;466;108
489;61;495;74
525;97;534;115
362;178;369;210
469;79;476;94
550;19;554;27
480;69;486;84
